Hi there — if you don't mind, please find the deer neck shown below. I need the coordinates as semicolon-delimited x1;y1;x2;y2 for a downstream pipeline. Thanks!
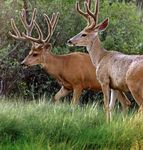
88;36;107;66
41;52;62;76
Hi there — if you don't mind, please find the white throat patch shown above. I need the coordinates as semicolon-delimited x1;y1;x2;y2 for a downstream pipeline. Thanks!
86;32;98;52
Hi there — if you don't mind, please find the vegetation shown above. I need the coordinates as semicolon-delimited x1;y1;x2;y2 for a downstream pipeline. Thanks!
1;1;143;149
0;98;142;150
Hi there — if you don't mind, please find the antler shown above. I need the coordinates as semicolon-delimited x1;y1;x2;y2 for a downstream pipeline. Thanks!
20;8;37;36
22;12;59;44
76;0;99;30
76;0;91;24
9;8;37;41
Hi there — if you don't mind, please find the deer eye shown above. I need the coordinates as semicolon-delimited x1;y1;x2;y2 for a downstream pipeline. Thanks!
33;53;38;57
81;34;87;37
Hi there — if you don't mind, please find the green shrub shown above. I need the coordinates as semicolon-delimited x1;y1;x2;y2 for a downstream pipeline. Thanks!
100;2;143;54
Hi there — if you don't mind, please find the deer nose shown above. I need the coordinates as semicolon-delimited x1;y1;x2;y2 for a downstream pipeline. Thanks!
20;61;25;66
67;40;72;45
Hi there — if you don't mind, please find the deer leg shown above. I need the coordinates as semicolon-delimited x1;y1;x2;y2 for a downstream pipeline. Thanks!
127;78;143;112
110;90;131;111
101;83;111;123
54;86;71;103
116;91;131;111
110;90;131;117
130;91;143;112
129;87;143;112
71;87;82;105
109;89;118;113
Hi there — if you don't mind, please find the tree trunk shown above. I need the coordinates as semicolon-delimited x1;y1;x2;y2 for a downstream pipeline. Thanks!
136;0;143;23
136;0;143;9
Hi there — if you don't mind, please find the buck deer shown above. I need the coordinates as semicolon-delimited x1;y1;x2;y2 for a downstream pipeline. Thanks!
67;0;143;121
9;8;130;110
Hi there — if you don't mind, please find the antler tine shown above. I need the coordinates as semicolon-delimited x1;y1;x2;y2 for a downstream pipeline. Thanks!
85;2;96;21
22;20;44;44
29;8;37;28
28;8;37;36
76;1;89;20
10;19;21;37
20;9;29;34
34;20;44;41
84;0;99;29
9;18;25;40
86;0;91;9
94;0;99;24
20;8;37;36
51;12;59;36
44;12;59;43
50;13;56;25
43;14;52;43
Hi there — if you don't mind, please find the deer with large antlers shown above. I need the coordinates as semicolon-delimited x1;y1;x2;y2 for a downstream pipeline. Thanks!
9;8;131;109
67;0;143;122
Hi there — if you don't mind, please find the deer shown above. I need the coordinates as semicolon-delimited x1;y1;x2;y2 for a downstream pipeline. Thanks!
9;8;131;110
66;0;143;122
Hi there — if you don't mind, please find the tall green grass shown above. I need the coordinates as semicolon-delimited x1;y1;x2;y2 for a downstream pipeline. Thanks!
0;98;143;150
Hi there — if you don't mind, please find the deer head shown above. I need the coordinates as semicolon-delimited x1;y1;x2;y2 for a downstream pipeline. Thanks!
67;0;109;51
9;8;59;67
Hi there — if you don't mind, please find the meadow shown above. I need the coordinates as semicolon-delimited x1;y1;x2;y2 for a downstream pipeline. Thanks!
0;97;143;150
1;1;143;150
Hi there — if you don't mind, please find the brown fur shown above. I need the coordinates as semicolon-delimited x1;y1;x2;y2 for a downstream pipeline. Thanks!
23;51;101;103
22;48;130;107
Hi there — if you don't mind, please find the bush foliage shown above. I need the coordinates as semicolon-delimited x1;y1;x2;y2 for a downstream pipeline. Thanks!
0;0;143;101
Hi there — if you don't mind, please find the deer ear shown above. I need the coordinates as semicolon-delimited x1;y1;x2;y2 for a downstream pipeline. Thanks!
94;18;109;32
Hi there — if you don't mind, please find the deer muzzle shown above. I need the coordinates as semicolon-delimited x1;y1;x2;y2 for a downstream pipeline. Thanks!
67;40;73;46
20;61;25;66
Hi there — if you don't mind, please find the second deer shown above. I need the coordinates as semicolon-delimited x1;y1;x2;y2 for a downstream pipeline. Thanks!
67;0;143;122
